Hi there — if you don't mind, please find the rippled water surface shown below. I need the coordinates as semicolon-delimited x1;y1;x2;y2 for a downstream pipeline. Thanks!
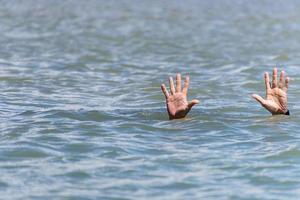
2;0;300;199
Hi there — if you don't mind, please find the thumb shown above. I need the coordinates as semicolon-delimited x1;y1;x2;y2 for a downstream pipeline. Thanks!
252;94;266;106
188;99;199;109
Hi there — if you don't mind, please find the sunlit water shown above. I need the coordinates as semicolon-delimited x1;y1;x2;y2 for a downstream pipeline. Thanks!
1;0;300;199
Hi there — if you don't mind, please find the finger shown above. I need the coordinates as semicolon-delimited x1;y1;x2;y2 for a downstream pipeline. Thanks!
169;77;175;94
188;99;199;110
161;84;169;98
176;73;181;92
284;77;290;92
264;72;271;92
272;68;278;88
182;76;189;95
252;94;266;106
279;70;285;88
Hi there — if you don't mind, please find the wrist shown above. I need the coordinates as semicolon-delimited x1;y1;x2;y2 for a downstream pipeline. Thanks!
168;110;187;120
272;109;289;115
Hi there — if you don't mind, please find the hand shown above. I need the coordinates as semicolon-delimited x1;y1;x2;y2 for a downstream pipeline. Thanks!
252;68;290;115
161;74;199;119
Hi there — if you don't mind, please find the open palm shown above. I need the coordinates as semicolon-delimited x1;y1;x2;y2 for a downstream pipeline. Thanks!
252;68;290;115
161;74;199;119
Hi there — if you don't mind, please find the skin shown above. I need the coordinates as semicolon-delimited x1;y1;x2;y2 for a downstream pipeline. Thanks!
252;68;290;115
161;74;199;119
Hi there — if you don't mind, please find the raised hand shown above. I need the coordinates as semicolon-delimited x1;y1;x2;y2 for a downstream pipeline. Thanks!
252;68;290;115
161;74;199;119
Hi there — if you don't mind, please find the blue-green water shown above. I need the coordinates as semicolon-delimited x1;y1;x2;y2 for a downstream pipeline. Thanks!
1;0;300;199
